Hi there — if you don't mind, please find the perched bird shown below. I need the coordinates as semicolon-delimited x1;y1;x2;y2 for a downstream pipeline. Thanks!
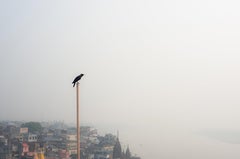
72;74;84;87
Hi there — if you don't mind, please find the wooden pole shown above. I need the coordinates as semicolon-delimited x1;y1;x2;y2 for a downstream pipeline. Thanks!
76;82;80;159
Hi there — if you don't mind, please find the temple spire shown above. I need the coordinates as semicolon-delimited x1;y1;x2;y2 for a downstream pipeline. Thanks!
113;131;122;159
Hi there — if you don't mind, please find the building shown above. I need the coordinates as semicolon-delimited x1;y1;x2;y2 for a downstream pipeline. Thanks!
112;137;121;159
28;134;38;142
64;134;77;155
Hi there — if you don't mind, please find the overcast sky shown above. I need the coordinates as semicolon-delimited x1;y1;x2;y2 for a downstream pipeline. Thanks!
1;1;240;157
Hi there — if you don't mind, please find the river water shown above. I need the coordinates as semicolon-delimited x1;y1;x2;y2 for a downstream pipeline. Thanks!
93;123;240;159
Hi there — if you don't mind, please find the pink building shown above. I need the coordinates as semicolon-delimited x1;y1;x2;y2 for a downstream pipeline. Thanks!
22;143;29;156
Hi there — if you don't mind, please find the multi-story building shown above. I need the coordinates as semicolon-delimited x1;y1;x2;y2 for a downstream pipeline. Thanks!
64;134;77;155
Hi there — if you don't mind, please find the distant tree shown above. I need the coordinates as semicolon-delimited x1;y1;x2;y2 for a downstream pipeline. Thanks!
21;122;42;133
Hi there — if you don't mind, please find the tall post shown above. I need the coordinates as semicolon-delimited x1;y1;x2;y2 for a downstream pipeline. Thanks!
76;82;80;159
73;74;84;159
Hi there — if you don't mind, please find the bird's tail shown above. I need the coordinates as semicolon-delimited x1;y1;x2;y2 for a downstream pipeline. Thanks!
73;83;75;87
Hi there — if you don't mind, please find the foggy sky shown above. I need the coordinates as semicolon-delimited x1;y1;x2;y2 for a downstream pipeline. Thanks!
1;1;240;158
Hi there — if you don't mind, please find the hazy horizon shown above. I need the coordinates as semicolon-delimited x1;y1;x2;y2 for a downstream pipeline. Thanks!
1;1;240;158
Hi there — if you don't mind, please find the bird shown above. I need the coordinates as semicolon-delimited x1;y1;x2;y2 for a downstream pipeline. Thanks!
72;74;84;87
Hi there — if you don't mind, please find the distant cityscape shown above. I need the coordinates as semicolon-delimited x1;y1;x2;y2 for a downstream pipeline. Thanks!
0;121;141;159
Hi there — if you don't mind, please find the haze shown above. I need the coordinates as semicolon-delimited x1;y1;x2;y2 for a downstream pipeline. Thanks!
1;1;240;158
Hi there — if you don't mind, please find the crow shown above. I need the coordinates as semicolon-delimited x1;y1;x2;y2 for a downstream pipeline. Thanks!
72;74;84;87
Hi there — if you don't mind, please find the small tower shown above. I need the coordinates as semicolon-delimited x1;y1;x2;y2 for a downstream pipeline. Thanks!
113;131;122;159
125;145;131;159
